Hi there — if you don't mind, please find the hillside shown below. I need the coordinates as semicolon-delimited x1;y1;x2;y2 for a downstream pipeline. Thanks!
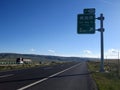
0;53;92;62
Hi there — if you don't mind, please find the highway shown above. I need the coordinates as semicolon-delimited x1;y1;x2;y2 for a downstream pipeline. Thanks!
0;62;96;90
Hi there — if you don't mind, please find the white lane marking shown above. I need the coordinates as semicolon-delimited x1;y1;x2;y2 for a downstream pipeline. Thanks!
48;63;81;78
17;78;48;90
0;74;14;78
17;63;81;90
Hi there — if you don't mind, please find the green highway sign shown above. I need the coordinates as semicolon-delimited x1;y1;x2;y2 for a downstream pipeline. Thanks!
77;8;105;72
77;14;95;34
84;8;95;14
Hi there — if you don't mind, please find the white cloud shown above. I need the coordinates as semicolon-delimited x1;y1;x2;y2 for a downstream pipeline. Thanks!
30;48;36;52
48;48;120;59
83;50;92;55
105;48;120;59
27;48;120;59
106;48;118;56
108;48;117;53
29;48;37;54
48;49;56;55
48;50;55;53
81;50;99;58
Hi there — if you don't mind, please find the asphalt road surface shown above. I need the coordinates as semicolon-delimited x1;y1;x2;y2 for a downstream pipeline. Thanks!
0;62;96;90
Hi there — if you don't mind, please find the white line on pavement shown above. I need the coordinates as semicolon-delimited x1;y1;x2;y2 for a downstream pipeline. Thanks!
0;74;14;78
17;63;81;90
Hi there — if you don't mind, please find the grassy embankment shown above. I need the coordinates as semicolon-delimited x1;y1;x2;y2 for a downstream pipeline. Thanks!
88;60;120;90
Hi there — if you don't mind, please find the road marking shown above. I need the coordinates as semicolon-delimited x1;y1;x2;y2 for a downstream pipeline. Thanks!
48;63;81;78
17;63;81;90
17;78;48;90
0;74;14;78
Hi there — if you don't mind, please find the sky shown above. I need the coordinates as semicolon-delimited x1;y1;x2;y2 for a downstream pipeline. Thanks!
0;0;120;58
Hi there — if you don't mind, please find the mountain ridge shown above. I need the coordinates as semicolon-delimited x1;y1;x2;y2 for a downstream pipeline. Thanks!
0;53;96;62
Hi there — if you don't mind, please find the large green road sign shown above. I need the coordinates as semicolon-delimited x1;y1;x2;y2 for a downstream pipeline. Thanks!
77;8;96;34
77;14;95;34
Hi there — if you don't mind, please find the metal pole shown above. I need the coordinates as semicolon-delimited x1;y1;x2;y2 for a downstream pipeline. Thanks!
100;14;104;72
118;51;120;77
97;14;105;72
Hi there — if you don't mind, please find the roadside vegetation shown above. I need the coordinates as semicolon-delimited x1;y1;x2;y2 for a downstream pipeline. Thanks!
0;61;65;71
0;53;70;71
88;60;120;90
0;53;83;72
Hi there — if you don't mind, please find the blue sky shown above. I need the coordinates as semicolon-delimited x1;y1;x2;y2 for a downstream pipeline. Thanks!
0;0;120;58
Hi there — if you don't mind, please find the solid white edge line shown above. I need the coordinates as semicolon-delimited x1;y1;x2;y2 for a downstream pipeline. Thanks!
0;74;14;78
17;63;81;90
17;78;48;90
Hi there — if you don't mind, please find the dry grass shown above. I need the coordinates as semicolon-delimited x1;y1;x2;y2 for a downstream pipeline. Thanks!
88;60;120;90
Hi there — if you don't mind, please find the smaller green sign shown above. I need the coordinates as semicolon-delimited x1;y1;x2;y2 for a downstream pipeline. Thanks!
84;8;95;14
77;14;95;34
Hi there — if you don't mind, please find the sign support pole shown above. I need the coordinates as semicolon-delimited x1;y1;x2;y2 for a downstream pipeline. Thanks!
77;9;105;72
97;14;105;72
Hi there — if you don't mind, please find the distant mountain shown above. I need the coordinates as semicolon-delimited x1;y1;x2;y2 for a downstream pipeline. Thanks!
0;53;96;62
